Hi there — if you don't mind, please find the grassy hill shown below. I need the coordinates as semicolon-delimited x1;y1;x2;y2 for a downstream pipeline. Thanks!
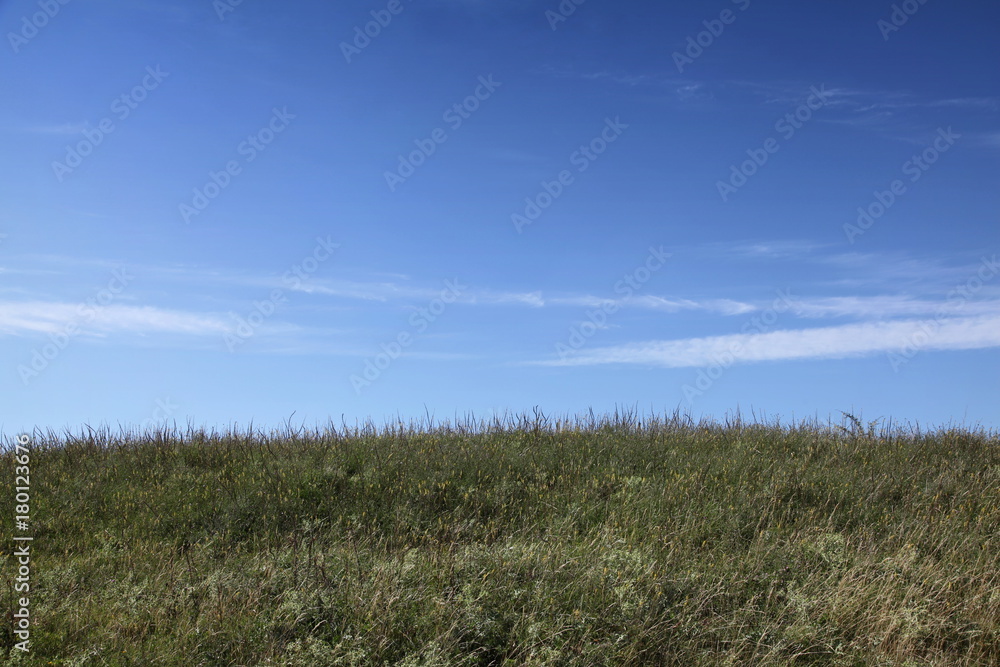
2;411;998;665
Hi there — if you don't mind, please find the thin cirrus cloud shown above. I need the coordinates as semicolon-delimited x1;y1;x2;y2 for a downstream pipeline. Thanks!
576;73;996;143
290;279;546;307
528;314;1000;369
547;294;756;316
788;296;1000;319
4;249;996;352
288;276;756;314
0;301;230;337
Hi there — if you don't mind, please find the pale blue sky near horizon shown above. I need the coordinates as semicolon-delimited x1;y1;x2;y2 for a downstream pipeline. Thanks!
2;0;998;437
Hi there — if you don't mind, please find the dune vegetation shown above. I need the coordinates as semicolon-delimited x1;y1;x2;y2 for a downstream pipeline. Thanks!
2;410;998;665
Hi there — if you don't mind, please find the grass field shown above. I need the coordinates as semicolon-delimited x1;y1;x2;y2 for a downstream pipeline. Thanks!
2;411;998;666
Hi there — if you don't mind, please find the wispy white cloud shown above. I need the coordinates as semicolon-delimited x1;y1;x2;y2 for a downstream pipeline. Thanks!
789;296;1000;319
529;314;1000;368
925;97;998;110
818;252;994;287
691;239;830;260
7;251;995;364
513;293;755;315
686;245;992;293
467;290;546;307
552;72;997;141
290;276;762;316
0;301;229;337
546;293;1000;321
289;279;545;307
619;295;756;316
536;65;695;98
289;280;413;302
736;82;997;115
728;240;828;259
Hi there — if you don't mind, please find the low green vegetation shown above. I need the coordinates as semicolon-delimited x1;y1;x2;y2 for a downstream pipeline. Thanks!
2;411;998;665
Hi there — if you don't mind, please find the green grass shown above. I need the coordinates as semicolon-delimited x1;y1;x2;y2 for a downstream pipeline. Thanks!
2;410;998;665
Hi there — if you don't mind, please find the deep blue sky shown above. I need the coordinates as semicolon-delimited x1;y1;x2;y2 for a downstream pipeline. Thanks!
2;0;998;435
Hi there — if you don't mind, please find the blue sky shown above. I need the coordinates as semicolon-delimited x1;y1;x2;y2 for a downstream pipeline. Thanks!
2;0;998;435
